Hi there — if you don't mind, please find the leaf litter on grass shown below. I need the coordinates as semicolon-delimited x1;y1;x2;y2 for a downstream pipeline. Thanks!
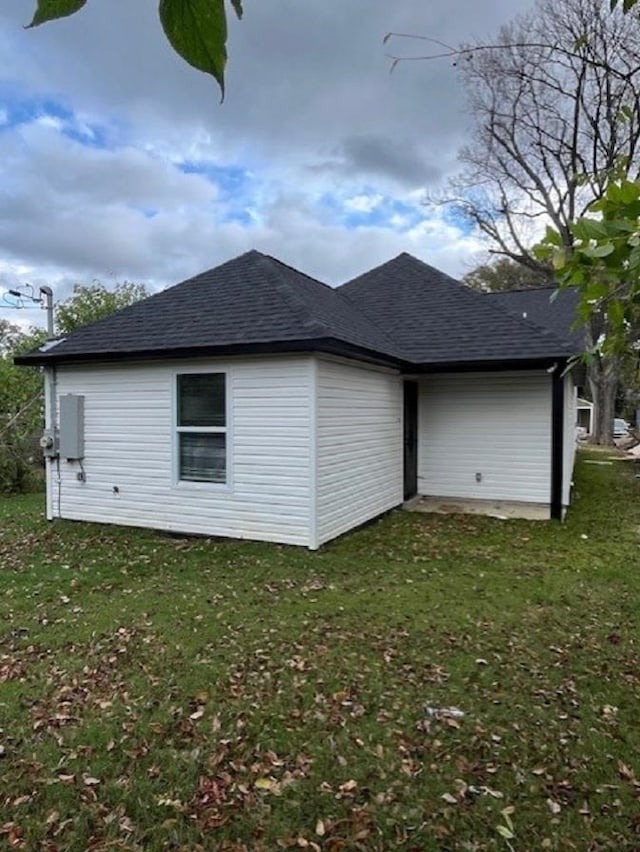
0;451;639;848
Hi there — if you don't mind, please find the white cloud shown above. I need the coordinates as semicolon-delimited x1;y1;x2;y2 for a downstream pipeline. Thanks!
34;114;63;131
343;193;384;214
0;0;538;329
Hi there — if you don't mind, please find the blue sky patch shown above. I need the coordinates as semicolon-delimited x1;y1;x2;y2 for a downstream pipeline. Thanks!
135;207;159;219
0;88;114;149
319;191;425;232
440;200;479;237
180;160;257;226
343;206;388;228
179;161;249;196
0;90;70;131
61;119;111;150
224;208;255;226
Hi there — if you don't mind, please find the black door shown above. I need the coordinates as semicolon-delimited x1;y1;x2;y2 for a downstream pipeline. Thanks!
403;381;418;500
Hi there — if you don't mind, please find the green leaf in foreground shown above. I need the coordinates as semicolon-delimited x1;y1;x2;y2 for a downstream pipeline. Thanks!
610;0;640;11
159;0;229;98
26;0;87;28
536;177;640;359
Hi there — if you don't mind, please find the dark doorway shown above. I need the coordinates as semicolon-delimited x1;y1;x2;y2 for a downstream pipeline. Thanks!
403;381;418;500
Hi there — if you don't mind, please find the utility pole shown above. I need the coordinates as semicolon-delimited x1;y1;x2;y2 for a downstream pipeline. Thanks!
39;286;54;337
6;285;54;336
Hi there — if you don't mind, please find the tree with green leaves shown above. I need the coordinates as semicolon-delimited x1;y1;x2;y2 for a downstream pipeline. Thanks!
538;178;640;359
0;321;48;494
441;0;640;445
463;258;554;293
55;281;149;334
27;0;243;98
386;0;640;443
611;0;640;10
537;177;640;436
1;281;149;493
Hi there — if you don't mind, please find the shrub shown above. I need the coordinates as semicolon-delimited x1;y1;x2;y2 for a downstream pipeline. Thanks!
0;435;42;495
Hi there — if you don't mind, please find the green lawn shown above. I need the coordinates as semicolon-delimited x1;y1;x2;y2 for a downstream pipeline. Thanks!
1;451;639;851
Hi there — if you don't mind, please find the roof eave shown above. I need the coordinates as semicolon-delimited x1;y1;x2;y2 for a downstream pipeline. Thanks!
15;341;577;375
14;337;406;371
403;355;572;374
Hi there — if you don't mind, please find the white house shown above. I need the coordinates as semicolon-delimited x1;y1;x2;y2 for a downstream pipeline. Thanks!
576;397;594;434
16;251;580;549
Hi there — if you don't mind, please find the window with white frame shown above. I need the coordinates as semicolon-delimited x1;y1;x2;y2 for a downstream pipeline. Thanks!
176;373;226;483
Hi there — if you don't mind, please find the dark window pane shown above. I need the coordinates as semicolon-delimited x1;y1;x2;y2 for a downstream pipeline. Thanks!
179;433;226;483
178;374;225;427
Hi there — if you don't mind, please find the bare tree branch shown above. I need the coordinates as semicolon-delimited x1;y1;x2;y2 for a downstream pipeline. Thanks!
385;32;640;83
436;0;640;445
447;0;640;273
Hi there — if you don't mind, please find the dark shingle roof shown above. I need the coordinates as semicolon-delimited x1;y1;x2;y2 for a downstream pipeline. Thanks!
16;251;403;366
339;253;576;367
486;287;584;352
16;250;576;369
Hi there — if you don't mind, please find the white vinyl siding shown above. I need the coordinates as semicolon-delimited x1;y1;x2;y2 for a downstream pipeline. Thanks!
315;357;403;546
50;356;313;547
417;371;552;505
563;372;577;509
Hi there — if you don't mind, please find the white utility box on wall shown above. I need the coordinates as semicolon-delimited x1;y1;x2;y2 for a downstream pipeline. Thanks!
59;394;85;460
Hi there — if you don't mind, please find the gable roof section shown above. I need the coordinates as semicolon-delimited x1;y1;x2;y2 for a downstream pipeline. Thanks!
486;287;584;352
16;251;403;367
339;253;576;368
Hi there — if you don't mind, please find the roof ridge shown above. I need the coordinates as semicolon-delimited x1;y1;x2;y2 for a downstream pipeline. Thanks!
264;254;336;292
391;253;575;350
340;252;413;289
338;284;405;353
257;254;330;337
271;255;407;358
341;251;463;292
262;254;403;356
340;251;575;361
485;285;559;295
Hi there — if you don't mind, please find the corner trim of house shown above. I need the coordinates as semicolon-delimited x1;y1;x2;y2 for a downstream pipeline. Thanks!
550;362;565;521
308;357;319;550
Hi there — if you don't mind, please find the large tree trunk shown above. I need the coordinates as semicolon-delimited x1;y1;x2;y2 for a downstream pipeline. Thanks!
588;357;618;446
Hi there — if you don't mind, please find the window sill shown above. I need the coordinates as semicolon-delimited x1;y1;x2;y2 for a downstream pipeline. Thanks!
172;479;233;494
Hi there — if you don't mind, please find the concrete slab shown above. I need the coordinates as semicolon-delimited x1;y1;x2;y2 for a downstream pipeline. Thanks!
404;496;550;521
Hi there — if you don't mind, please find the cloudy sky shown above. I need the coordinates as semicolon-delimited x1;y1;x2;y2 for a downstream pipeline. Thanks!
0;0;533;329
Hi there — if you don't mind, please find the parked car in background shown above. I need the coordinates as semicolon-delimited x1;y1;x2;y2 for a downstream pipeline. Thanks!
613;418;631;437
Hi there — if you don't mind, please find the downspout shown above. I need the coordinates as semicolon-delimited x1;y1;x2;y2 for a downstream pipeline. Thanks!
550;362;565;521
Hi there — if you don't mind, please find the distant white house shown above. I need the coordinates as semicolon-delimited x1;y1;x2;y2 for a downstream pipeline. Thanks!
576;397;594;434
16;251;580;549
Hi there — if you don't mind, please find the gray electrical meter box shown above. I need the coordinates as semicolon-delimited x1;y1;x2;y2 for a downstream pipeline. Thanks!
59;394;85;460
